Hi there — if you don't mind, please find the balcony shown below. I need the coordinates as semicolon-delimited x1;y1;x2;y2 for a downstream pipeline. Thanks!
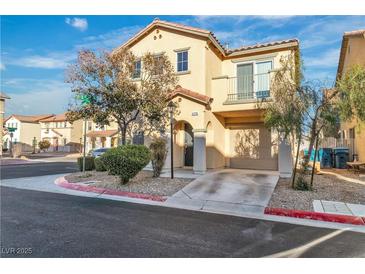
224;73;271;104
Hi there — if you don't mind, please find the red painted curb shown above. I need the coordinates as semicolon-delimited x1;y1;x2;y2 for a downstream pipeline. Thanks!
264;207;365;226
55;177;167;202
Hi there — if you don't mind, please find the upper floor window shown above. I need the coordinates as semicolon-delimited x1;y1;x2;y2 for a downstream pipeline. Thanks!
87;121;92;131
153;55;164;75
177;51;188;72
133;60;141;79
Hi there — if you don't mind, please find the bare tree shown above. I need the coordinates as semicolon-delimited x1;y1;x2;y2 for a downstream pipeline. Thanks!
66;49;177;145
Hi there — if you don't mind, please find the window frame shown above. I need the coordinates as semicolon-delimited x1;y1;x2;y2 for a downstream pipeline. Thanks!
132;59;142;79
176;50;189;73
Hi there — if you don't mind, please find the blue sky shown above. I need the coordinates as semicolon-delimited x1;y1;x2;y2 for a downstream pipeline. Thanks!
1;15;365;116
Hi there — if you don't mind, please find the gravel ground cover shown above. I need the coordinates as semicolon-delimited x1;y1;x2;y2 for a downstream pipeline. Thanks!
268;173;365;211
65;170;193;196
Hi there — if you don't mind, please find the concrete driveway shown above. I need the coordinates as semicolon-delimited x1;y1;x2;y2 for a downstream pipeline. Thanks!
166;169;279;215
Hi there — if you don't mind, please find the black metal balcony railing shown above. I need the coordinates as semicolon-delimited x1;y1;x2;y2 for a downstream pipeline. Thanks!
226;73;271;102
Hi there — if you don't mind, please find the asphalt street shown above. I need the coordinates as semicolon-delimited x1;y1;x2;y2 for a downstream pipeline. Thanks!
0;162;78;179
1;186;364;258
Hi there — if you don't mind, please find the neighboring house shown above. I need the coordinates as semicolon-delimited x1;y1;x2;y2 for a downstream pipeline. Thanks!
3;114;54;152
0;92;11;155
85;120;119;152
115;19;299;175
336;29;365;162
39;113;83;152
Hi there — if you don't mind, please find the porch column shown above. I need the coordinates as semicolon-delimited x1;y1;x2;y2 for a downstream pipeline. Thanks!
162;133;172;173
278;136;293;178
105;137;112;148
193;129;207;174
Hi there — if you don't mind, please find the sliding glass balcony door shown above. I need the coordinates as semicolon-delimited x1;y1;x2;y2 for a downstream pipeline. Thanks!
237;63;254;100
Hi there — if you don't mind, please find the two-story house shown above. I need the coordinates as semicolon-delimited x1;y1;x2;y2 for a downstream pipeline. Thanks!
336;29;365;162
115;19;299;176
39;113;83;152
85;120;119;152
3;114;54;152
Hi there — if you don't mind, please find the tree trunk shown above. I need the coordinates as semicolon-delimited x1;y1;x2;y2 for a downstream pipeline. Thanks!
291;133;302;189
120;128;127;145
310;134;320;188
304;120;317;171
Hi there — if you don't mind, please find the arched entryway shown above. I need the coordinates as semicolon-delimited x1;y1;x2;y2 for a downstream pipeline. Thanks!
174;121;194;167
184;122;194;166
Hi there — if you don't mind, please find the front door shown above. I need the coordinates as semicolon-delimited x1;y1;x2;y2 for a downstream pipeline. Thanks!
184;123;194;166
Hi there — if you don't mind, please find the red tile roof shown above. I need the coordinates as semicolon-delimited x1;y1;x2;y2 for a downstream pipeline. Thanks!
226;39;299;55
5;114;54;123
86;130;119;138
117;18;298;58
170;85;212;106
40;113;67;122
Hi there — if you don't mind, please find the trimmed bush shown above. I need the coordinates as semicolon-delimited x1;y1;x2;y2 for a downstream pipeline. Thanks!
94;157;107;172
294;174;312;191
101;145;151;184
38;140;51;152
149;136;167;177
77;156;95;171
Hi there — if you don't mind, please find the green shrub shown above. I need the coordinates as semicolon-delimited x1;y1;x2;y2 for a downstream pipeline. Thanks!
101;145;151;184
38;140;51;152
149;136;167;177
94;157;107;172
77;156;95;171
294;174;312;191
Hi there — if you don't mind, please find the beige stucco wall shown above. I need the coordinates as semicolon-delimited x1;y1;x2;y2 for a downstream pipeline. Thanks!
342;36;365;72
340;35;365;161
129;27;208;95
20;122;41;146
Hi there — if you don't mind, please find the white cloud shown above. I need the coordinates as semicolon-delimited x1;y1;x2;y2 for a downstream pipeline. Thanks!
65;17;88;32
4;79;72;116
304;48;340;68
75;25;142;50
6;51;75;69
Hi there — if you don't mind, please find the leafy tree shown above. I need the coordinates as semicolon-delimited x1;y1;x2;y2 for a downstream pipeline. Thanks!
260;54;307;188
336;64;365;126
38;140;51;152
261;53;340;189
66;49;177;145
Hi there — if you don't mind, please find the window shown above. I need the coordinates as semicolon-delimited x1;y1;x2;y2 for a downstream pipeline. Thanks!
177;51;188;72
87;121;92;131
256;61;272;98
133;60;141;79
153;55;163;75
63;138;67;145
64;122;67;128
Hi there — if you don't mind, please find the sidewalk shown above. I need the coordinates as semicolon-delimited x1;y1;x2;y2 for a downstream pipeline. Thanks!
1;173;365;233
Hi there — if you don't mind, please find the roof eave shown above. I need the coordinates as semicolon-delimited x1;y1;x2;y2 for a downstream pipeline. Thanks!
226;41;299;57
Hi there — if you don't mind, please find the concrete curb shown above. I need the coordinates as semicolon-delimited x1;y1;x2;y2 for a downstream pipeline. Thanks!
265;207;365;226
55;177;167;202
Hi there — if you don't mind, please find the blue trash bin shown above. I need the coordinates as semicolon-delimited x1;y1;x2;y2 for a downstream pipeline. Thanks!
333;147;349;169
320;148;333;169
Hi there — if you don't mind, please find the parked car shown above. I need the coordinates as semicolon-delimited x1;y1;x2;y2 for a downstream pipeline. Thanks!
89;148;110;158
